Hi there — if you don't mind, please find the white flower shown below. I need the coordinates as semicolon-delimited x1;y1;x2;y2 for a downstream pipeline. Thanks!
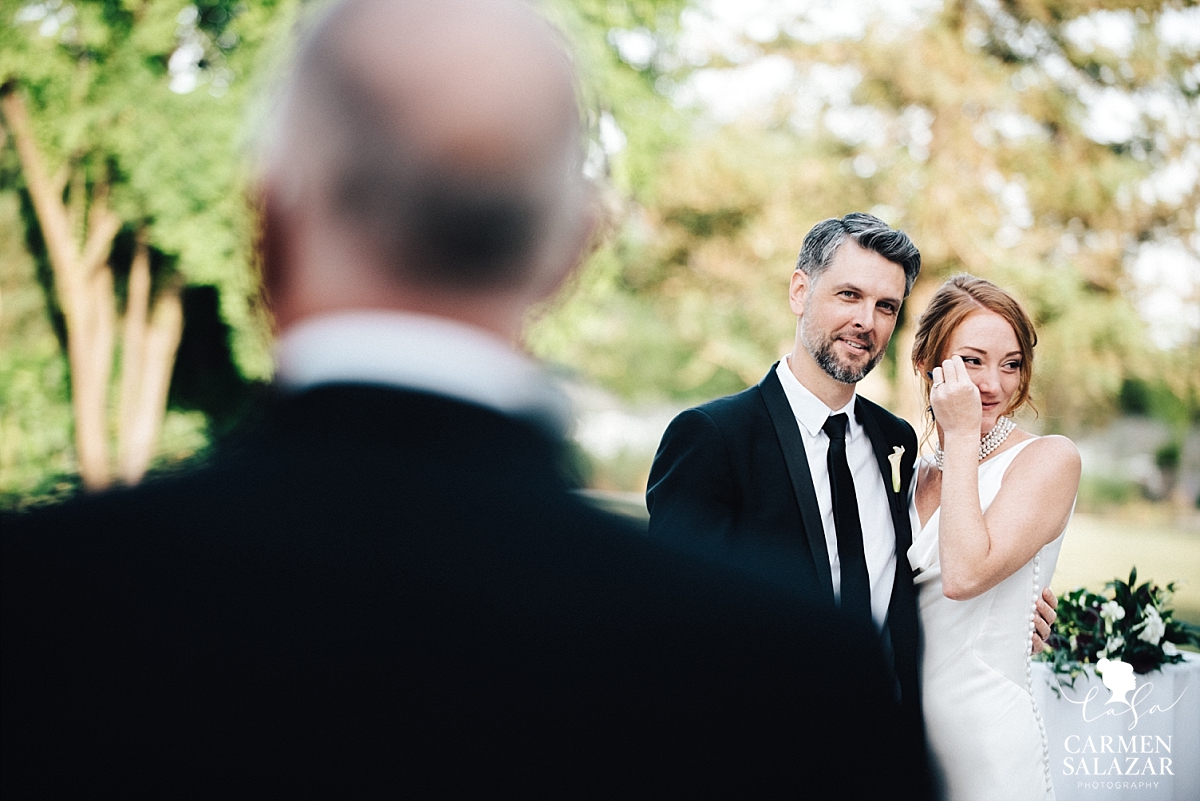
1136;606;1166;646
1099;599;1128;623
1163;641;1179;657
888;446;905;492
1099;636;1125;659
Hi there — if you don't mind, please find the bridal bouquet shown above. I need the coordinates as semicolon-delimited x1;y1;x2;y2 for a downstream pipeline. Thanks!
1041;567;1200;684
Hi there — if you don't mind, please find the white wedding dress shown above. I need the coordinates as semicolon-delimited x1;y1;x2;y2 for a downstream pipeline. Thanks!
907;438;1067;801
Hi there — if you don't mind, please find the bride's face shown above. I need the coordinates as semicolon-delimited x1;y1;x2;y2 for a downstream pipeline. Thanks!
943;309;1023;434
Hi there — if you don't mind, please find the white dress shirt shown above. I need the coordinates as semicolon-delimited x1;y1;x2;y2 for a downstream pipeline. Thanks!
775;358;897;630
274;311;572;437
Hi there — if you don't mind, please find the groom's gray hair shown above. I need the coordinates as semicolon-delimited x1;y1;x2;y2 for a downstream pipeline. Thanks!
795;212;921;296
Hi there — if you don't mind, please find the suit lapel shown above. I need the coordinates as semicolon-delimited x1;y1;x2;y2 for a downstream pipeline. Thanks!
757;365;835;603
855;397;923;715
854;397;914;554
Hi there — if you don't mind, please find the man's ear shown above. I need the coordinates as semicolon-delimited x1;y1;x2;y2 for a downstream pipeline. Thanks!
530;199;600;304
789;269;810;316
256;184;292;334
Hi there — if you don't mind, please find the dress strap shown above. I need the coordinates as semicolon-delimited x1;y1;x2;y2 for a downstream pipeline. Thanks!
977;437;1037;511
980;436;1037;474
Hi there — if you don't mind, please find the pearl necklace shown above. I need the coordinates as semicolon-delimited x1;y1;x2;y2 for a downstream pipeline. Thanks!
933;416;1015;471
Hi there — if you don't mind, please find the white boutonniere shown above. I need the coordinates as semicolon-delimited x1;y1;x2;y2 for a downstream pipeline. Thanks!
888;446;905;492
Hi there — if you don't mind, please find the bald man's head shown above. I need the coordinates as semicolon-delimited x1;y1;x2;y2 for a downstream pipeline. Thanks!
262;0;588;290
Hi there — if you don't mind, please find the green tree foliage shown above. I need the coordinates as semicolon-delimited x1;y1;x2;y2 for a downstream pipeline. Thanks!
527;0;698;390
532;0;1200;432
0;0;295;499
0;192;78;507
1;0;282;371
541;0;689;202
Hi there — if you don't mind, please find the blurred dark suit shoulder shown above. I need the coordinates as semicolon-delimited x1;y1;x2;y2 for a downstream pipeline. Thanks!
2;385;930;799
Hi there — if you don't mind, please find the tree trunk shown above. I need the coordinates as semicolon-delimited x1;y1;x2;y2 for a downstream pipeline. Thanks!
70;259;116;489
117;232;183;485
2;86;122;491
117;232;150;481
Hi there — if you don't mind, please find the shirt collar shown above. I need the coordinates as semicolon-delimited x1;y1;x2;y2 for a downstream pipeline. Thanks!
274;311;572;437
775;357;858;439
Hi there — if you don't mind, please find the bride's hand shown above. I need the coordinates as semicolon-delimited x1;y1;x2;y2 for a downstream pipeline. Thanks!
930;355;981;438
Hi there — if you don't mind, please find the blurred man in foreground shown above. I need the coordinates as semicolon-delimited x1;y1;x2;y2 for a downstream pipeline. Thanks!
1;1;931;797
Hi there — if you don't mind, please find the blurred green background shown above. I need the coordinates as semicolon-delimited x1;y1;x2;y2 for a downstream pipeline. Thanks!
2;0;1198;620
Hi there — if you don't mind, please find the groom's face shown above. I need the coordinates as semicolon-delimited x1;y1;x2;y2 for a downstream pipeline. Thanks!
790;240;906;385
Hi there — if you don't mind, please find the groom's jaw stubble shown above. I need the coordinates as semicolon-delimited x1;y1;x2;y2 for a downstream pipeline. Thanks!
801;313;886;385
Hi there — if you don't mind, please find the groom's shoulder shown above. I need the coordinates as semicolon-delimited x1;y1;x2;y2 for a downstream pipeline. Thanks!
658;384;768;448
693;382;763;419
684;366;777;425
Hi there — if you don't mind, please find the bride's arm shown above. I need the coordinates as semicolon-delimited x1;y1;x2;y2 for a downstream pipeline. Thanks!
933;356;1081;601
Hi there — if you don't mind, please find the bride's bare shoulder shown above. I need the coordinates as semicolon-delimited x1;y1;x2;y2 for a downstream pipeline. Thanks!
1015;434;1080;472
996;435;1080;528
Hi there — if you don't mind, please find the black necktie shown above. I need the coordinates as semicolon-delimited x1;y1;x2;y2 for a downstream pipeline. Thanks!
822;413;872;626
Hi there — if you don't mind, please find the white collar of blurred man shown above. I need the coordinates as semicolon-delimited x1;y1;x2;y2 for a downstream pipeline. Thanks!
274;311;572;436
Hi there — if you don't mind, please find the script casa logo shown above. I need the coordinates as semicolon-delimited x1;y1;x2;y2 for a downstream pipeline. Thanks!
1060;658;1186;777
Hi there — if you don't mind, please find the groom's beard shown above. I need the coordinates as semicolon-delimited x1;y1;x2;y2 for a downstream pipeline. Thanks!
801;317;885;385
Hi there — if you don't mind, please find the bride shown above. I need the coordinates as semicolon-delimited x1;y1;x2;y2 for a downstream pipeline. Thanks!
908;275;1080;801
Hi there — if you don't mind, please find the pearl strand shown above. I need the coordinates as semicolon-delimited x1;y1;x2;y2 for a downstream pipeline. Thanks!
933;416;1015;471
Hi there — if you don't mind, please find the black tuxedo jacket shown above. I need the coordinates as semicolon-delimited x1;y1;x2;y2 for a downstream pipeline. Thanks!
647;365;922;725
3;384;932;799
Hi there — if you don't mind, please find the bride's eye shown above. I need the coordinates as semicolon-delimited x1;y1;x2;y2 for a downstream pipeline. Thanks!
1003;360;1021;371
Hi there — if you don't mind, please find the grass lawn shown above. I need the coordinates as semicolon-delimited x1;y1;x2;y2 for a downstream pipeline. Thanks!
1051;511;1200;626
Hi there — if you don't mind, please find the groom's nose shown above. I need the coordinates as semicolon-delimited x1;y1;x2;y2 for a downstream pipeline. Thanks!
849;303;875;332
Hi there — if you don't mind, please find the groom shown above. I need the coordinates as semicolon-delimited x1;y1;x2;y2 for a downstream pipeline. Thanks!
648;213;1058;731
648;213;926;725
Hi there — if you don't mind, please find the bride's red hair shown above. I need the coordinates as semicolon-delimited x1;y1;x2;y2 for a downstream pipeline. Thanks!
911;275;1038;423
